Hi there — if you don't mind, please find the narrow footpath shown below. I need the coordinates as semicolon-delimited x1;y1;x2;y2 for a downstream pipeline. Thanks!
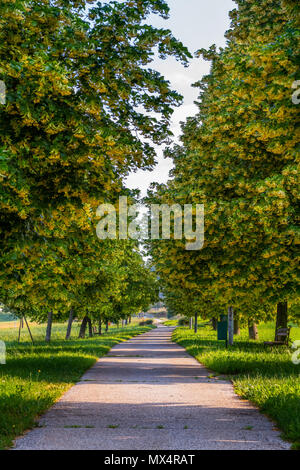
14;325;290;450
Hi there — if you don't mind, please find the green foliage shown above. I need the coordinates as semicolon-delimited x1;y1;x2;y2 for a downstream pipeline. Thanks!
147;0;299;326
178;318;189;326
139;319;153;326
0;0;187;326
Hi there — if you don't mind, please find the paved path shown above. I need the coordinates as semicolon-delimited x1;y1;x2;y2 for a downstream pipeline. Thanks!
14;326;290;450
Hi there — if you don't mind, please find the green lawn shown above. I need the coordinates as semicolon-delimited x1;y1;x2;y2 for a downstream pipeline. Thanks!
0;322;154;449
164;319;179;326
172;321;300;448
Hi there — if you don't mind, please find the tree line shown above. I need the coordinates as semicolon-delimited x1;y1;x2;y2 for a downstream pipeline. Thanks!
0;0;191;340
147;0;299;342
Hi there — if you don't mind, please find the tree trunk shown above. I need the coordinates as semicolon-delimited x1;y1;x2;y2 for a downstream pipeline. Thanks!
248;320;259;340
194;313;198;333
122;319;125;328
128;316;131;324
87;317;93;338
45;311;53;342
228;306;234;346
65;308;74;340
78;316;88;339
98;318;102;335
212;318;217;331
105;320;109;333
275;302;288;341
189;317;193;329
234;317;240;336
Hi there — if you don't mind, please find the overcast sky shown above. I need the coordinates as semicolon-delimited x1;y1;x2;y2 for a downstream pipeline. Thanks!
124;0;235;196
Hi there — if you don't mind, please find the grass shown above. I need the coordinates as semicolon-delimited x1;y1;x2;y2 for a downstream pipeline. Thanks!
0;322;154;449
164;319;179;326
172;321;300;448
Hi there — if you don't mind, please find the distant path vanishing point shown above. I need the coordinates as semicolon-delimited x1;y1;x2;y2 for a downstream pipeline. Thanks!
14;325;290;450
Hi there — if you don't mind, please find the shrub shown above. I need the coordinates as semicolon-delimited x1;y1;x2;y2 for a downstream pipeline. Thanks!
178;318;189;326
139;319;153;326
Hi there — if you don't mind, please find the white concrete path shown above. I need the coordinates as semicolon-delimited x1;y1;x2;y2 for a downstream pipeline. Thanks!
14;326;290;450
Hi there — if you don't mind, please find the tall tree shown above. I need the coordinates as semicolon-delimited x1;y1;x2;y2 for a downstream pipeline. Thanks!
0;1;191;327
148;0;299;335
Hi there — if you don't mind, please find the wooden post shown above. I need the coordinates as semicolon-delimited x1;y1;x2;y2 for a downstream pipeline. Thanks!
18;317;23;342
228;306;234;346
23;315;34;344
194;313;198;333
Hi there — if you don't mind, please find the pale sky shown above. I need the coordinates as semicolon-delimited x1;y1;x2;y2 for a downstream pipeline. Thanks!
125;0;235;196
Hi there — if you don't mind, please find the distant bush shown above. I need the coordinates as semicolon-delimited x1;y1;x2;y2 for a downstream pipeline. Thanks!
178;318;189;326
139;319;153;326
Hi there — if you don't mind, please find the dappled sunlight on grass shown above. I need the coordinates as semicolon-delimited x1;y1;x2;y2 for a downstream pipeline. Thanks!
173;322;300;447
0;323;154;449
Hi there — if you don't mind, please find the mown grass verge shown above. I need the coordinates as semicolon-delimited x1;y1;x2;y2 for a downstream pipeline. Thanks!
0;323;154;449
172;322;300;448
164;319;179;326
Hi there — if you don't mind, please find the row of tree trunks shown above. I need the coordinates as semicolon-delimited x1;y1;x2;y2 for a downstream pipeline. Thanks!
45;302;288;343
225;301;287;343
67;311;105;340
76;314;148;338
78;315;94;338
